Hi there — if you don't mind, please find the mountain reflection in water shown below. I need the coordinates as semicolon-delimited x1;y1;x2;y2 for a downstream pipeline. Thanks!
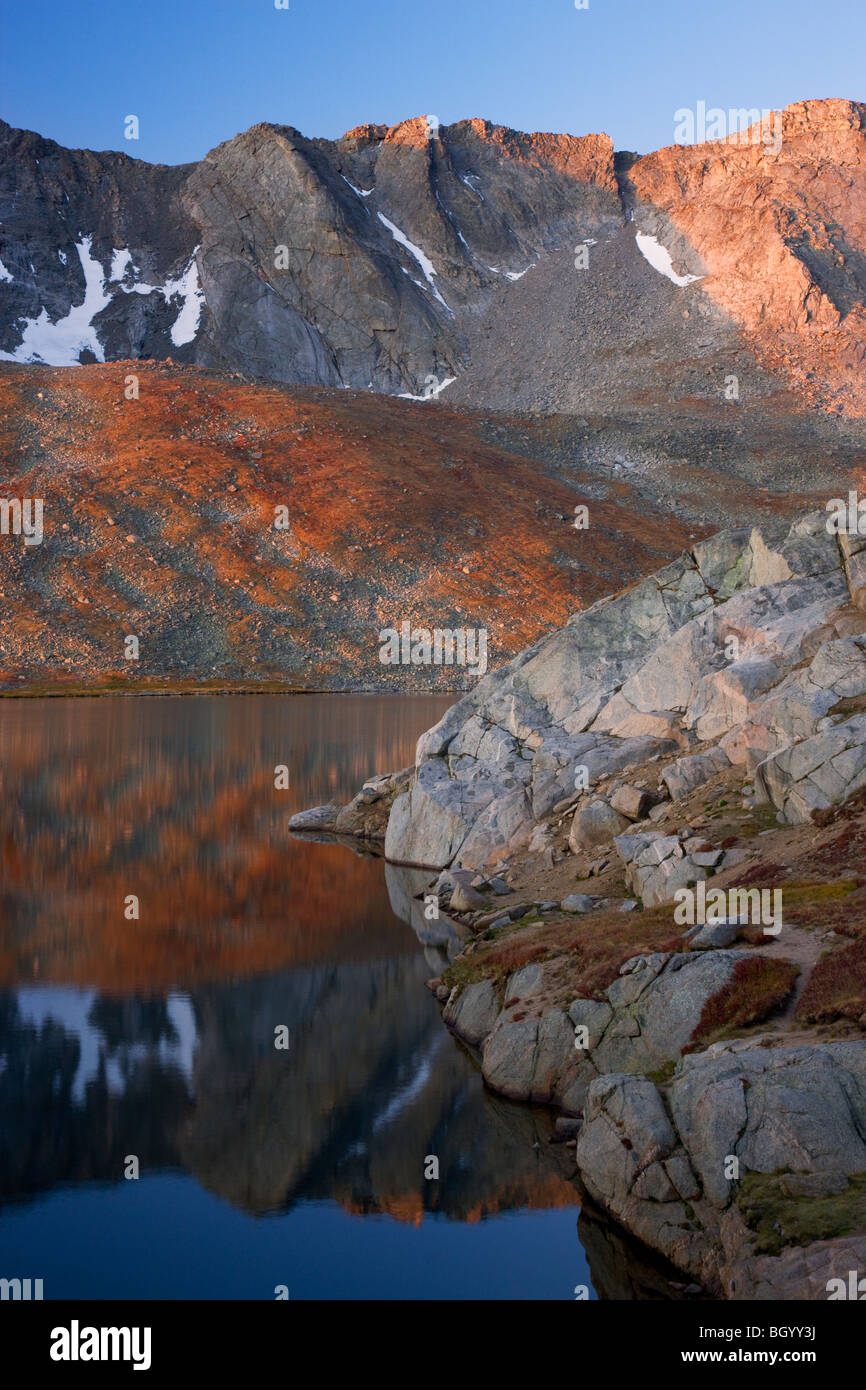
0;695;679;1299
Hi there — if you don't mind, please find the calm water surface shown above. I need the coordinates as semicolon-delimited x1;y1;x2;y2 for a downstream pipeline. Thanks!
0;695;668;1300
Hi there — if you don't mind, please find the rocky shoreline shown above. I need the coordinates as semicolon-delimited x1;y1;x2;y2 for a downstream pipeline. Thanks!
292;511;866;1299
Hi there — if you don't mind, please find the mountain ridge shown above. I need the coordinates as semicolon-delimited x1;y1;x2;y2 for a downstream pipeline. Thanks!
2;98;865;414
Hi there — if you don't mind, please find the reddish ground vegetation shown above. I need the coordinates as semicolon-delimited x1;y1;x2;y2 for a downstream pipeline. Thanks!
784;887;866;940
686;957;799;1050
447;906;685;1003
0;360;710;691
796;940;866;1025
798;824;866;881
734;860;786;887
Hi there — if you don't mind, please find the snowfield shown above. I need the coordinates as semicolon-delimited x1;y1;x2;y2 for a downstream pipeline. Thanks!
0;242;205;363
0;236;110;365
635;231;703;287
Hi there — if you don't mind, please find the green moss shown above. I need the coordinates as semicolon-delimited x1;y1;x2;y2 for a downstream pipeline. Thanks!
737;1171;866;1255
647;1059;677;1085
784;878;860;903
740;804;782;834
440;954;499;999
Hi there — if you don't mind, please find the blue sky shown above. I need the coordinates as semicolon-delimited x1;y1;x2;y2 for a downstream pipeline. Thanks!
1;0;863;164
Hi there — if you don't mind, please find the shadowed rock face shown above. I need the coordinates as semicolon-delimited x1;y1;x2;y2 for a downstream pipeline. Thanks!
2;101;865;413
0;119;199;365
0;114;620;397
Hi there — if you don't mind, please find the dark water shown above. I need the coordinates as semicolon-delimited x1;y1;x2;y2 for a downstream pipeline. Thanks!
0;694;668;1300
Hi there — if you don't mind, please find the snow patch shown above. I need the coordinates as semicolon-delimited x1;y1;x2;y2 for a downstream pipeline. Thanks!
378;212;451;312
110;247;135;281
162;253;205;346
460;173;484;199
110;248;161;296
112;246;204;342
0;239;205;362
0;236;111;365
14;986;198;1104
487;264;532;281
398;374;456;401
635;232;703;287
0;255;12;283
342;175;373;198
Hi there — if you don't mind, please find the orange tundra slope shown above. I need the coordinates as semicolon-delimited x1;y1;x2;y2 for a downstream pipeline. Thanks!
0;360;713;692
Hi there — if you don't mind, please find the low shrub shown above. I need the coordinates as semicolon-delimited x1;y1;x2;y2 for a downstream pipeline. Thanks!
686;957;799;1050
796;939;866;1025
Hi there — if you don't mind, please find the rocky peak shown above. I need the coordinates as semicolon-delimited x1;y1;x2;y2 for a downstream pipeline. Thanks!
1;99;865;413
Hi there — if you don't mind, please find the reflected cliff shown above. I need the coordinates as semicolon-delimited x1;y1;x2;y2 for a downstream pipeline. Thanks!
0;694;678;1299
0;967;579;1222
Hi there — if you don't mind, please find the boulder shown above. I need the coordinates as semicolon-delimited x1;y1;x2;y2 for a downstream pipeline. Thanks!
839;528;866;610
687;919;740;949
756;713;866;823
624;838;708;907
569;799;630;850
662;746;731;800
568;998;614;1051
574;1075;708;1277
595;951;752;1072
384;760;476;866
561;893;598;913
296;514;866;891
669;1041;866;1209
614;830;665;864
448;873;489;912
289;803;340;830
611;784;652;820
479;1016;539;1100
575;1039;866;1294
442;978;501;1047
